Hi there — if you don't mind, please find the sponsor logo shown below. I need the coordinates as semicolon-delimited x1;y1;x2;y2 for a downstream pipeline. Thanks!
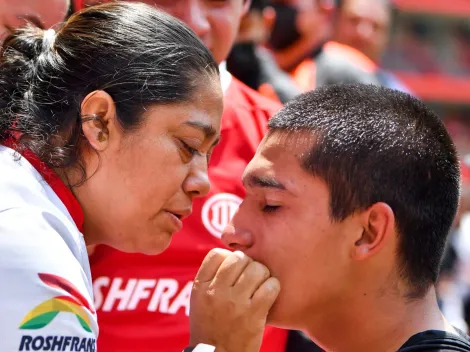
19;335;95;352
18;274;96;352
19;273;95;332
94;277;193;316
201;193;242;238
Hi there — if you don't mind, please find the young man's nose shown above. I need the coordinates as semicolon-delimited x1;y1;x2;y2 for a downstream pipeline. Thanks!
221;222;254;252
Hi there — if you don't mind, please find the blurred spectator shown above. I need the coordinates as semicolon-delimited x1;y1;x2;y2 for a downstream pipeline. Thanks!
227;0;300;103
333;0;390;64
268;0;333;72
439;116;470;334
454;23;470;75
333;0;411;93
437;164;470;334
444;113;470;157
383;19;442;74
266;0;382;92
383;15;470;77
226;0;300;103
0;0;70;39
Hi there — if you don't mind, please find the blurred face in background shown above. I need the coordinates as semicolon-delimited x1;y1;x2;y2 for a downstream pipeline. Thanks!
0;0;69;39
268;0;333;51
236;4;274;44
85;0;250;64
334;0;390;62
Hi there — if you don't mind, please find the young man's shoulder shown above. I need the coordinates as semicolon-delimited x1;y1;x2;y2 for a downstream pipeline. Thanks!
225;77;282;117
398;329;470;351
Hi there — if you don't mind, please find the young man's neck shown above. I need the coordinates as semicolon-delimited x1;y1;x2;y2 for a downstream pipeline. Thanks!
305;287;452;352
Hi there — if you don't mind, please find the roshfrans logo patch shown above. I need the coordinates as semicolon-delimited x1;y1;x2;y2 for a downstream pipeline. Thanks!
19;273;95;332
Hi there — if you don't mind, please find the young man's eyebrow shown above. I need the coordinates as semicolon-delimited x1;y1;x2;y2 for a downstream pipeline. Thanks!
243;174;287;190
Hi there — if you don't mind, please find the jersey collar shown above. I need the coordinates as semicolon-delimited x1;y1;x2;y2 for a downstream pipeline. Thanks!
3;137;84;233
219;61;232;94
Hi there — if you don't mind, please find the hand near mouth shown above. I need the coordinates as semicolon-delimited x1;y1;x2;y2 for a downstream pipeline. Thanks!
189;248;280;352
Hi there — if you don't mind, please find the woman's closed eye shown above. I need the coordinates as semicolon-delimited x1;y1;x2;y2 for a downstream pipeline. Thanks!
262;204;280;213
179;139;201;158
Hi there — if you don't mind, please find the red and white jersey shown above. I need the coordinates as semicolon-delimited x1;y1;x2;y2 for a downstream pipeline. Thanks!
89;64;288;352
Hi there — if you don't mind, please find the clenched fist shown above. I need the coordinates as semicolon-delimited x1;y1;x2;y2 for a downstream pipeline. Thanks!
189;248;280;352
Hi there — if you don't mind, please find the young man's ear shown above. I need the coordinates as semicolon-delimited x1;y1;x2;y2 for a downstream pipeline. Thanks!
352;202;395;261
80;90;117;152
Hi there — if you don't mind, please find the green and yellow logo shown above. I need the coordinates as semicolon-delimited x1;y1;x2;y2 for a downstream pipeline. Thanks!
19;273;95;332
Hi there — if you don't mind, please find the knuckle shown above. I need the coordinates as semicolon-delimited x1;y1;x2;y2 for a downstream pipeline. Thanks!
251;261;270;280
201;287;218;305
265;278;280;294
192;280;201;292
209;248;230;260
230;250;251;265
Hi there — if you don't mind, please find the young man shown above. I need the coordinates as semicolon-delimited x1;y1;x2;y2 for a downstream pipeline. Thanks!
0;0;69;39
79;0;287;351
201;83;470;351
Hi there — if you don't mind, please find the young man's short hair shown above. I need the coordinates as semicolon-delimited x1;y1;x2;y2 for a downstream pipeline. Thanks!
268;84;460;298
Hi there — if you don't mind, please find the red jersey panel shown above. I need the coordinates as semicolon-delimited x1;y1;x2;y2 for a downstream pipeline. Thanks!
89;77;287;352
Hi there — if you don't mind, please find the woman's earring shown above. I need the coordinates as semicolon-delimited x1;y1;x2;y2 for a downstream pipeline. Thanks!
97;131;106;142
81;113;108;142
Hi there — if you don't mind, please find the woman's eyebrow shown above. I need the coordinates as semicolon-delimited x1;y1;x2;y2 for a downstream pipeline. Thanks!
183;121;217;139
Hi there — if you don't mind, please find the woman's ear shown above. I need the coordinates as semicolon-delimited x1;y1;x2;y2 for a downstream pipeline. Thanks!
80;90;117;151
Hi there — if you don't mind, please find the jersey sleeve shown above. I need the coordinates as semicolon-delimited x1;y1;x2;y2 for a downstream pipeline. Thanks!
0;207;98;352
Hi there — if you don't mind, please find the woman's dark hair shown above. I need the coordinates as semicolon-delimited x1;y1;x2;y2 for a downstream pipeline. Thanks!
0;1;219;183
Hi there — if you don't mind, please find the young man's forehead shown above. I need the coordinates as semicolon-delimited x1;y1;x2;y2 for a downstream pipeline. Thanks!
264;129;317;156
247;130;318;176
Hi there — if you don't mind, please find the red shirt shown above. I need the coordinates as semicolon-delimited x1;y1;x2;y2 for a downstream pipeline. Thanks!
89;77;287;352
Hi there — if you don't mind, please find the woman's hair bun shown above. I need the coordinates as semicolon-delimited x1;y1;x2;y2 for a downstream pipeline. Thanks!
0;24;50;135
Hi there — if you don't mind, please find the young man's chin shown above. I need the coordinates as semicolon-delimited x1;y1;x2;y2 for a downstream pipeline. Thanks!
265;303;296;329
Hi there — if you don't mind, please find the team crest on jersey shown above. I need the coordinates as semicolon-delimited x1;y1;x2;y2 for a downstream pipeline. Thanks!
202;193;242;238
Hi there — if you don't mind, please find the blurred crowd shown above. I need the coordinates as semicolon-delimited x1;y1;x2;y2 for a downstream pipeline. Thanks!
384;16;470;75
1;0;470;351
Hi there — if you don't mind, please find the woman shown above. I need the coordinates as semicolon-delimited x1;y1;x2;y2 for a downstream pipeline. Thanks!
0;2;222;351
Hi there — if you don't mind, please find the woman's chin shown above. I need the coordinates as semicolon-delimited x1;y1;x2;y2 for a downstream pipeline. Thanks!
110;230;173;255
141;237;172;255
